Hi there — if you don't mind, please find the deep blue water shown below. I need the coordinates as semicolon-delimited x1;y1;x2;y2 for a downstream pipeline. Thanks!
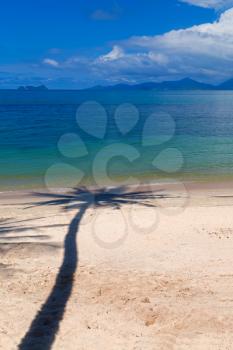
1;89;233;190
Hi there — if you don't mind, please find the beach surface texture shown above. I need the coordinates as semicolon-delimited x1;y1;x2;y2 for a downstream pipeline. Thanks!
1;182;233;349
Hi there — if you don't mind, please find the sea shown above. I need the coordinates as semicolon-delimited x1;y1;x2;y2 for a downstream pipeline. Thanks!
1;89;233;191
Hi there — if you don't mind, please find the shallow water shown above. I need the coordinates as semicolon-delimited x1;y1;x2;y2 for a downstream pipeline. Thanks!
1;89;233;190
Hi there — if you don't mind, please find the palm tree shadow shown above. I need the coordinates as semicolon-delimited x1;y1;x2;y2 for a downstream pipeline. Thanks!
19;186;159;350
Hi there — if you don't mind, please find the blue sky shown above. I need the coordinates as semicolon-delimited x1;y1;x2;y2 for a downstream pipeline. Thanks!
1;0;233;88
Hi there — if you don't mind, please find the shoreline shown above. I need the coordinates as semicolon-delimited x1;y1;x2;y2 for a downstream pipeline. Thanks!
1;178;233;197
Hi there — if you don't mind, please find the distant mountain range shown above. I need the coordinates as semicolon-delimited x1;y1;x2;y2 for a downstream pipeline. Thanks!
13;78;233;91
88;78;233;91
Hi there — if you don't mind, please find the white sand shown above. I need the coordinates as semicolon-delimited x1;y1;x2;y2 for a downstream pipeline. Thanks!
1;183;233;349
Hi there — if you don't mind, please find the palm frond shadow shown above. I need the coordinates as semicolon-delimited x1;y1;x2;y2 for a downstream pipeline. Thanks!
0;217;67;245
19;186;161;350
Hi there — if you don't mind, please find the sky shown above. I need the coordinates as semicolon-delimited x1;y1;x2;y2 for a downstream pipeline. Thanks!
1;0;233;88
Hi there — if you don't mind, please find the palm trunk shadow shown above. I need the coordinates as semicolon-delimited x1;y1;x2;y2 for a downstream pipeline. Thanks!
19;202;89;350
18;185;158;349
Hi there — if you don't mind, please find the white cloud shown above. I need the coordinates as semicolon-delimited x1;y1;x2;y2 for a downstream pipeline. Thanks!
43;58;59;67
99;45;124;62
127;8;233;56
91;8;233;83
23;7;233;87
181;0;233;9
147;52;169;65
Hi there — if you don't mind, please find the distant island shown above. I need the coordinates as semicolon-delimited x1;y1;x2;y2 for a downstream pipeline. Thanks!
17;85;48;91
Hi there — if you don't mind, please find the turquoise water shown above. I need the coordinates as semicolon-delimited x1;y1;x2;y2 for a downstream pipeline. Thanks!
1;89;233;190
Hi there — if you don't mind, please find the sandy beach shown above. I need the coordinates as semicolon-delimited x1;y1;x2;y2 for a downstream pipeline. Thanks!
1;182;233;349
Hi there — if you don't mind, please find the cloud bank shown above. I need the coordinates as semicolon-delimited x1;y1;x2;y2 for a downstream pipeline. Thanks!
181;0;233;9
89;7;233;84
2;6;233;88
